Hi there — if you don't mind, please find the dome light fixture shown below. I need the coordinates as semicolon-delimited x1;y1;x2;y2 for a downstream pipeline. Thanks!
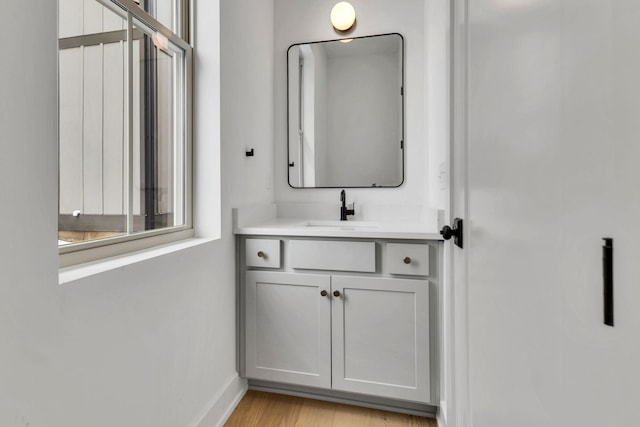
330;2;356;33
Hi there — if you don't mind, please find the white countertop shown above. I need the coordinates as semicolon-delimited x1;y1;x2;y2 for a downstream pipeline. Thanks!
234;218;443;240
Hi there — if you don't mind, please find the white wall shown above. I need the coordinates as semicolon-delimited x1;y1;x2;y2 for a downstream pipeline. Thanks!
425;0;449;211
0;1;273;426
219;0;275;205
274;0;436;221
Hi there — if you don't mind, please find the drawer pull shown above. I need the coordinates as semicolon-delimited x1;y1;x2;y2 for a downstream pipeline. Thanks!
333;290;341;298
320;290;328;297
403;257;412;264
257;251;265;258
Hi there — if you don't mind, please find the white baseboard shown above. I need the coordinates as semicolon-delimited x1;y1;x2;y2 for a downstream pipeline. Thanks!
192;374;248;427
437;401;448;427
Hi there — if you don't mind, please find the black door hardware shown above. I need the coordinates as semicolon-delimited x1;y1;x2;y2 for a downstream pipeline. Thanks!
603;237;614;327
440;218;463;249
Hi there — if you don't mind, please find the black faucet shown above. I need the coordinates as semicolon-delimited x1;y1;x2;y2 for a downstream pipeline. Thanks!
340;189;355;221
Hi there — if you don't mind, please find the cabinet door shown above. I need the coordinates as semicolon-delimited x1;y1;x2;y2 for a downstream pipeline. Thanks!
245;271;331;388
331;275;430;403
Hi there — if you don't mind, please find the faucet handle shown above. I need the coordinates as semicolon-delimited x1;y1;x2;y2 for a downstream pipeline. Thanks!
347;202;355;216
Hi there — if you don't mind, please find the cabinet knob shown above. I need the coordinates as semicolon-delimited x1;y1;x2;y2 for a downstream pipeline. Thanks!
257;251;265;258
403;257;412;264
320;290;328;297
333;290;341;298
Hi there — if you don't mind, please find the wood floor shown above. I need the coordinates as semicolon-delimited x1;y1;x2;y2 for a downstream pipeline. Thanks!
225;391;436;427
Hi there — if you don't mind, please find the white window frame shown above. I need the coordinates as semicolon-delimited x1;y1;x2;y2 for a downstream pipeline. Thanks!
58;0;193;268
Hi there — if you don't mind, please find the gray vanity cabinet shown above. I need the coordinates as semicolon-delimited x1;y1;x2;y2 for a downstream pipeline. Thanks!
244;271;331;388
241;237;435;405
331;275;430;402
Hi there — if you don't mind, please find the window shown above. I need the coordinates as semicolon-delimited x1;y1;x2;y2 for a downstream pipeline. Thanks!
57;0;192;263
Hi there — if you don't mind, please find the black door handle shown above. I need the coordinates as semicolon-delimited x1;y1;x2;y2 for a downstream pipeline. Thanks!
440;218;463;249
603;238;614;327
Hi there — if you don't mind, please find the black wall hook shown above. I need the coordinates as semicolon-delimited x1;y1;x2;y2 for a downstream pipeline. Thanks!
245;148;254;157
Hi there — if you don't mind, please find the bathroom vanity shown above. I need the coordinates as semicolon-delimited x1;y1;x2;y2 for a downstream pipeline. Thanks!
232;27;445;416
235;210;443;414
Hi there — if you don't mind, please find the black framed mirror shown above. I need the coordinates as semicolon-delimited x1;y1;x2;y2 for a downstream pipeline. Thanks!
287;33;404;188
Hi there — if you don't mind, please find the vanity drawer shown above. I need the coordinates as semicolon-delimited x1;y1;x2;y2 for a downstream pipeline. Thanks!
386;243;429;276
245;239;281;268
290;240;376;272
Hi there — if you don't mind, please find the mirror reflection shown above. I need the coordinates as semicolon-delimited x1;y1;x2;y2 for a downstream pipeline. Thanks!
287;33;404;188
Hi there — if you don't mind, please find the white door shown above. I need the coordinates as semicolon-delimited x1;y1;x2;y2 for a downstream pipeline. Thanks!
331;275;430;403
245;271;331;388
451;1;640;426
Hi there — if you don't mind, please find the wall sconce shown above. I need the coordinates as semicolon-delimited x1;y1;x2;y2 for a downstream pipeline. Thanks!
331;2;356;33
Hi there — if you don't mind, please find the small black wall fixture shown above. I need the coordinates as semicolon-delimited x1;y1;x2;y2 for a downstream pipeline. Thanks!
246;148;254;157
603;237;614;327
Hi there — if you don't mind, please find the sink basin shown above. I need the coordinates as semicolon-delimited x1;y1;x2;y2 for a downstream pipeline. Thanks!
304;220;380;229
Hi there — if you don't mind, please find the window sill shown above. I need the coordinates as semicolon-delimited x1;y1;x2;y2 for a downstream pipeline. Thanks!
58;236;217;285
